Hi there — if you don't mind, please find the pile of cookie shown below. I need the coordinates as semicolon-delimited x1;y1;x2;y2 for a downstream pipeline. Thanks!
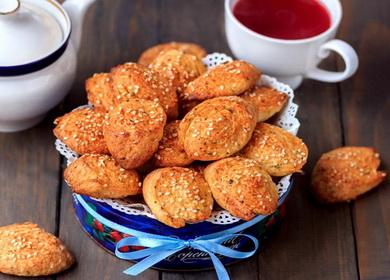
54;42;309;228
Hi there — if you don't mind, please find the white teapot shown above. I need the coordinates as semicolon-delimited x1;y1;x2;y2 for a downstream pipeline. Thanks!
0;0;95;132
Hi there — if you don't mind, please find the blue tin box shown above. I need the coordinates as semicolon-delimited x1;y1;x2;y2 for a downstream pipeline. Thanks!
72;184;291;272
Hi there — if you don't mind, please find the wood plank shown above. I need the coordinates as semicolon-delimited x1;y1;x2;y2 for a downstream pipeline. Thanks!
338;0;390;279
257;76;358;280
159;0;230;54
0;117;60;280
57;1;160;279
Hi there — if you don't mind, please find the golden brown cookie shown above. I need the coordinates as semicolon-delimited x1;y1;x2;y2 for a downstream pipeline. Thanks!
64;154;142;198
138;42;207;66
110;63;178;119
53;107;109;155
178;96;257;161
241;123;308;176
182;60;261;100
85;73;116;111
150;49;207;94
241;86;288;122
153;121;193;167
0;222;74;276
204;157;278;220
311;147;386;203
143;167;213;228
103;99;167;169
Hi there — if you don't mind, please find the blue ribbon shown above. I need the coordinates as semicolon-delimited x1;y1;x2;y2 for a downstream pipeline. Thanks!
114;234;258;280
75;186;290;280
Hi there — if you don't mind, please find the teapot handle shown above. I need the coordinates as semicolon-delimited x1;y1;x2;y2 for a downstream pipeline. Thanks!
63;0;95;52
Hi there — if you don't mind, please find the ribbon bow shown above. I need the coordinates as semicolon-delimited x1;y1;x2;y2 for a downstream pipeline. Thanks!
115;233;259;280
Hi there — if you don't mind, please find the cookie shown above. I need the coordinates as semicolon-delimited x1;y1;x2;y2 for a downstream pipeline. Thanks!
103;98;167;169
241;123;308;176
150;49;207;94
64;154;142;198
241;86;288;122
138;42;207;66
178;96;257;161
143;167;213;228
204;157;278;220
86;73;116;111
311;147;386;203
0;222;74;276
182;60;260;100
153;121;193;167
110;63;178;119
53;107;109;155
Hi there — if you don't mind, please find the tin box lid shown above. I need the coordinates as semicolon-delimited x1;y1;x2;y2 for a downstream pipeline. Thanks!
0;0;70;67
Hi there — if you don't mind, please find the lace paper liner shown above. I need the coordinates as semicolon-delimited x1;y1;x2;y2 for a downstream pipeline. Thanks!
56;53;300;225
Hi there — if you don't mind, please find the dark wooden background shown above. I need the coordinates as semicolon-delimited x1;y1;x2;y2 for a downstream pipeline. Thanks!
0;0;389;279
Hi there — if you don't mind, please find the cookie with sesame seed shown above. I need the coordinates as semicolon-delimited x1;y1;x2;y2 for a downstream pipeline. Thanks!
138;42;207;66
86;73;116;111
241;86;288;122
110;63;178;120
182;60;261;101
53;107;109;155
241;123;308;176
150;49;207;94
178;96;257;161
104;99;167;169
143;167;213;228
204;157;278;220
311;147;386;203
0;222;74;276
64;154;142;198
153;121;193;167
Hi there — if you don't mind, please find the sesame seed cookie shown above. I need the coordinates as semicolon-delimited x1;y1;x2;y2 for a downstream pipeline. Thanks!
110;63;178;120
0;222;74;276
311;147;386;203
103;98;167;169
182;60;261;101
143;167;213;228
86;73;116;112
241;86;288;122
53;107;109;155
153;121;193;167
150;49;207;94
138;42;207;66
241;123;308;176
178;96;257;161
64;154;142;198
204;157;278;220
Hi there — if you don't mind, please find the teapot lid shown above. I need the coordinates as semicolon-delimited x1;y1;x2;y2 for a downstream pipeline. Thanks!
0;0;71;68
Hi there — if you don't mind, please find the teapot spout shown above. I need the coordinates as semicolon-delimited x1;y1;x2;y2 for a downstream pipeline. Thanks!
63;0;95;52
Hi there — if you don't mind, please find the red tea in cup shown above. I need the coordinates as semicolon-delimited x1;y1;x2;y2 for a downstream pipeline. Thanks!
233;0;331;40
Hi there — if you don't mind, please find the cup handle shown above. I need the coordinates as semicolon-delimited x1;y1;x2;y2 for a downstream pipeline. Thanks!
305;39;359;83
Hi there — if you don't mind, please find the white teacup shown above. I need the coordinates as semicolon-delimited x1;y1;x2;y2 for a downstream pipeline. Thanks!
225;0;358;89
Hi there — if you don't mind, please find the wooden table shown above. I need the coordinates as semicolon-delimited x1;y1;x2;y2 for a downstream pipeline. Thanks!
0;1;389;279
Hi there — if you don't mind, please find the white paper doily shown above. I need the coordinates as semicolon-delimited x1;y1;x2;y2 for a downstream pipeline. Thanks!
56;53;300;225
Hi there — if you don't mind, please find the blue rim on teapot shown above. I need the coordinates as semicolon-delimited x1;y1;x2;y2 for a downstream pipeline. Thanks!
0;0;95;132
0;0;73;76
